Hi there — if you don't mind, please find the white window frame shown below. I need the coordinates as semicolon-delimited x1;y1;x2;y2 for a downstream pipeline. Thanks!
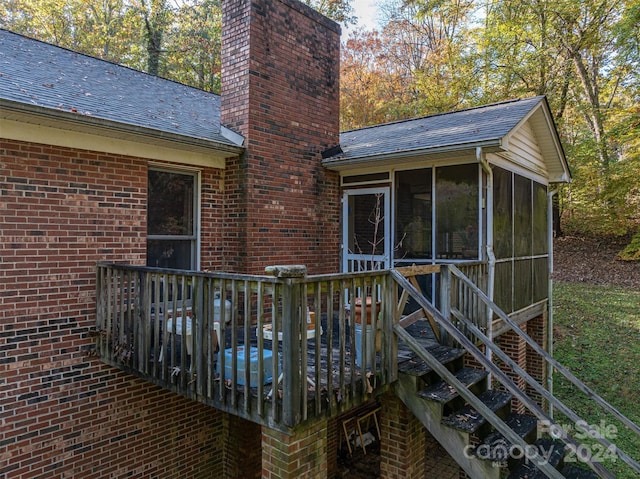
147;165;201;270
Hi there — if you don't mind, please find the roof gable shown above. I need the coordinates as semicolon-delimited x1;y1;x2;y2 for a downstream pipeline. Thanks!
325;96;570;183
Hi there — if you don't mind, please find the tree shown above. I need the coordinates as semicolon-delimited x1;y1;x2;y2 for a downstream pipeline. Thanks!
164;0;222;92
302;0;356;25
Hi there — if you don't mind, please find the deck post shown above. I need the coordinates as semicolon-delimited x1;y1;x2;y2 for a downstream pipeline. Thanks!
439;264;451;345
266;265;307;427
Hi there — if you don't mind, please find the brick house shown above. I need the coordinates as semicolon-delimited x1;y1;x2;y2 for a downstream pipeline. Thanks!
3;1;636;478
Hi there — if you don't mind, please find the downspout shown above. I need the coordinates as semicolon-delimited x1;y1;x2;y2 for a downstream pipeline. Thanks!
547;187;558;418
478;147;495;380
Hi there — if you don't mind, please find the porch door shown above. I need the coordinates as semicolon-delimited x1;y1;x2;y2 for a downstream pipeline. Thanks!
342;187;391;272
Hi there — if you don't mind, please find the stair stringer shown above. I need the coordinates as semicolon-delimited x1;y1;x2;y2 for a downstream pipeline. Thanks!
394;373;501;479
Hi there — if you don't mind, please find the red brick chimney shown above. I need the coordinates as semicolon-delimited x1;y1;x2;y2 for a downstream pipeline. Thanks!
221;0;341;274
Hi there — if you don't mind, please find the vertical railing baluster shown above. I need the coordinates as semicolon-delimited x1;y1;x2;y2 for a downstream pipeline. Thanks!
114;269;121;363
440;264;451;346
96;265;105;358
229;280;238;408
105;266;112;362
243;279;251;414
205;277;214;401
313;280;322;416
282;274;302;427
256;281;265;418
270;281;280;423
193;274;203;397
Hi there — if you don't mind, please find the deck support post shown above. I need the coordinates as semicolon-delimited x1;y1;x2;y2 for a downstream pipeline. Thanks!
379;391;429;478
261;420;328;478
266;265;307;427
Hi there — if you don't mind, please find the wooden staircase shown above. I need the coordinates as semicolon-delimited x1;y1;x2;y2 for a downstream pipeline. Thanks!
388;266;640;479
394;320;600;479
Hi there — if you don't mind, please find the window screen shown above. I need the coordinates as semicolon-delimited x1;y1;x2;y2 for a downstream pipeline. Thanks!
147;168;197;270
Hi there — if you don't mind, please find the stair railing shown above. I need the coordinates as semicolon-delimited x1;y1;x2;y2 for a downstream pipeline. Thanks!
443;264;640;476
391;267;640;478
393;323;568;479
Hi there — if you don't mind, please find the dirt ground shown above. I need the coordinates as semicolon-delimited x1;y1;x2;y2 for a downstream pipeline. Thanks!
553;234;640;289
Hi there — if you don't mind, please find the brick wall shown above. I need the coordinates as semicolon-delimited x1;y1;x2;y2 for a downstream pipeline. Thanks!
224;416;262;478
0;139;227;478
262;420;328;478
221;0;342;275
379;391;427;479
495;327;528;414
526;314;548;408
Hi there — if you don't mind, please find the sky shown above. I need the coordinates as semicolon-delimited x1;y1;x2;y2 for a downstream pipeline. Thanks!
351;0;379;30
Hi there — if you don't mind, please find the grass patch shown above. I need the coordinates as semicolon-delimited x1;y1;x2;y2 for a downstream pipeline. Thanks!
553;282;640;478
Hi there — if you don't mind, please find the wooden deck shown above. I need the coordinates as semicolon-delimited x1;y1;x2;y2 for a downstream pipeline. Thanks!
95;262;488;431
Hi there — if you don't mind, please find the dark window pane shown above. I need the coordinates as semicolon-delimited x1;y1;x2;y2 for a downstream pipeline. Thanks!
533;257;548;302
348;193;386;257
493;166;513;259
513;175;532;257
513;258;533;311
436;165;479;259
395;169;432;259
147;240;193;270
533;182;548;255
494;260;513;313
148;170;194;236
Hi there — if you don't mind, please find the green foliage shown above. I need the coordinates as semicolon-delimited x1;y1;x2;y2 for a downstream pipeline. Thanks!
618;232;640;261
553;282;640;478
302;0;356;25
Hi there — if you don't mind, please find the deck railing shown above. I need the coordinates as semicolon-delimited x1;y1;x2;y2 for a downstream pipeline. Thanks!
95;261;492;430
95;263;395;430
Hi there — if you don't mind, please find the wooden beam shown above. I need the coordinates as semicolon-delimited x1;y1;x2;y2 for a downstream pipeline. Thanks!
394;264;441;277
398;309;425;329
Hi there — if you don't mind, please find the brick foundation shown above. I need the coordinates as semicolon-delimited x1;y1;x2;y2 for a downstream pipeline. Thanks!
526;313;549;408
495;327;528;414
225;415;262;478
379;392;427;479
262;421;329;478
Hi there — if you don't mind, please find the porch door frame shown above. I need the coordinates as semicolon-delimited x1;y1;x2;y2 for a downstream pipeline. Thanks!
342;186;392;273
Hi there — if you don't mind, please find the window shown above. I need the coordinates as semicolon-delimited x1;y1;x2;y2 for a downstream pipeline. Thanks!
147;168;198;270
435;165;479;259
491;166;549;312
394;165;480;261
395;169;432;260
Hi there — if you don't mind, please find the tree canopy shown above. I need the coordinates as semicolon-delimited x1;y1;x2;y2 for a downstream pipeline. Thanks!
1;0;638;247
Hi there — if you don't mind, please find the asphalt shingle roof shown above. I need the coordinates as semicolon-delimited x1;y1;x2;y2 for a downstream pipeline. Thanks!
331;96;546;161
0;29;235;146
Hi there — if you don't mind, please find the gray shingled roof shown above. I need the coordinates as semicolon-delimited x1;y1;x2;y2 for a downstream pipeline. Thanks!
327;96;547;162
0;29;238;147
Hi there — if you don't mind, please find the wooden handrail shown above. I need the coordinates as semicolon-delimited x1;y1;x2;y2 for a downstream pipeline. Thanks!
391;269;618;479
447;264;640;440
393;266;640;477
393;323;568;479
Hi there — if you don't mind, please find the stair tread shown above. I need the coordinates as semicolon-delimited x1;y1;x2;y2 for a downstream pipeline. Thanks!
475;413;538;462
442;389;512;433
561;465;600;479
418;367;488;403
398;344;466;376
506;438;566;479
